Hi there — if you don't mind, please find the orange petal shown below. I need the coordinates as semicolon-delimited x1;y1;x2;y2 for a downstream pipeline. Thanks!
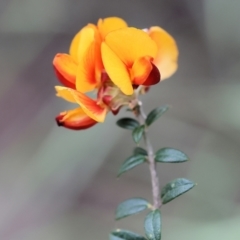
77;26;95;61
56;107;97;130
69;24;97;62
149;26;179;80
101;42;133;95
53;54;77;88
69;30;81;62
55;86;76;103
75;27;103;92
71;89;108;122
142;63;160;86
131;56;153;85
97;17;128;39
104;27;157;67
76;42;98;92
55;86;107;122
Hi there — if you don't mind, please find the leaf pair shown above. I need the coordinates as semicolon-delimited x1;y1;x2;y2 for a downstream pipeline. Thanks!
115;178;195;222
112;178;195;240
111;209;161;240
116;105;169;144
118;147;188;177
116;118;145;144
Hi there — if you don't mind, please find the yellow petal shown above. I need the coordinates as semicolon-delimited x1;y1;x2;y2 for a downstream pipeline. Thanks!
97;17;128;39
101;42;133;95
69;24;97;62
77;26;95;61
149;26;179;80
75;26;103;92
69;30;81;61
131;56;153;85
104;27;157;67
55;86;76;103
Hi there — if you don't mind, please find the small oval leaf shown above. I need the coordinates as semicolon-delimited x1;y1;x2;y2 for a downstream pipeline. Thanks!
116;198;150;220
110;230;147;240
145;106;169;126
144;210;161;240
117;118;140;130
118;155;146;177
161;178;195;204
155;148;189;163
132;125;145;144
133;147;148;156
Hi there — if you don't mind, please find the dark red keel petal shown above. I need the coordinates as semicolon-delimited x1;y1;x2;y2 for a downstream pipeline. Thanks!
56;108;97;130
142;63;161;86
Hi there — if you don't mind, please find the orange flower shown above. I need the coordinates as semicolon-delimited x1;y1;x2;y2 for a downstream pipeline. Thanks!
54;17;128;130
53;17;178;130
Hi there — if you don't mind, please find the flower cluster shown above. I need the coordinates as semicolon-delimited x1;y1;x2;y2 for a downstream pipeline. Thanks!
53;17;178;130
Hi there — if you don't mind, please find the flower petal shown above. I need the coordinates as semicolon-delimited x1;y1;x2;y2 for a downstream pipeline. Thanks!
104;27;157;67
56;86;107;122
142;63;161;86
55;86;76;103
56;107;97;130
149;26;179;80
69;30;81;61
97;17;128;39
76;27;103;92
69;24;97;62
76;42;98;92
77;26;95;61
101;42;133;95
53;54;77;88
131;56;153;85
71;89;108;122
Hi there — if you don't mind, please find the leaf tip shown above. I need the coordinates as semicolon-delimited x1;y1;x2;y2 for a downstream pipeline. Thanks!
117;172;122;178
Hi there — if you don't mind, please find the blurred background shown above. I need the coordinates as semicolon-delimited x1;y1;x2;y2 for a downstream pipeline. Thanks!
0;0;240;239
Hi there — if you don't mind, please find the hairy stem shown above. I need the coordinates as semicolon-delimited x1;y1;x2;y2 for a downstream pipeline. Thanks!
135;102;162;209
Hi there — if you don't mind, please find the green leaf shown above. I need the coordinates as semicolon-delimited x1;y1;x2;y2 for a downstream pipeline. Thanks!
132;125;145;144
118;155;146;177
161;178;195;204
155;148;189;163
116;198;150;220
116;118;140;130
133;147;148;156
144;210;161;240
110;230;147;240
145;106;169;126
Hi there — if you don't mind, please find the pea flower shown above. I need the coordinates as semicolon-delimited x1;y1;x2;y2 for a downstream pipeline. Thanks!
53;17;178;130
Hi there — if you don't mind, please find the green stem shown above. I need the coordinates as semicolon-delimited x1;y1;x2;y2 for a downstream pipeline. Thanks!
135;101;162;209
